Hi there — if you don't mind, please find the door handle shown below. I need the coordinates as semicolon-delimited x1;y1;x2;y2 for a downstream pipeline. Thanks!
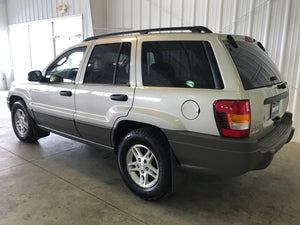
110;94;128;101
59;90;72;97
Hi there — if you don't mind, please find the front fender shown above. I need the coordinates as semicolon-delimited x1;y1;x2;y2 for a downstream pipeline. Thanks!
8;82;32;110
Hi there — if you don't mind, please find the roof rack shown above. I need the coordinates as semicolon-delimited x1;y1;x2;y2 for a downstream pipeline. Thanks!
84;26;213;42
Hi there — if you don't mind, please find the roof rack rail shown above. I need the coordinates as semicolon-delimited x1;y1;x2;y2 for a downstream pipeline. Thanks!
84;26;213;42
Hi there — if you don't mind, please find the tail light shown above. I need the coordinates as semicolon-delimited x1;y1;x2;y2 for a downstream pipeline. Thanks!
214;100;250;138
245;36;254;42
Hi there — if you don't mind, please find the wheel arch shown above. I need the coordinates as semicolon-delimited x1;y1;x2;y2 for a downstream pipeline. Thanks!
9;95;25;110
112;107;186;151
112;120;170;153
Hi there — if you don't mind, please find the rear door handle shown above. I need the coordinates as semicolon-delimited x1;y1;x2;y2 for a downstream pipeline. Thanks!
59;90;72;97
110;94;128;101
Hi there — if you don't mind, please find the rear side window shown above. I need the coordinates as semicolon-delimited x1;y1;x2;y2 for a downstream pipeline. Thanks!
84;42;131;85
142;41;221;89
223;41;282;90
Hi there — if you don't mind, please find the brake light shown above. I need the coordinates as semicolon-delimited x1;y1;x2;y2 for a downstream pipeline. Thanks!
245;36;254;42
214;100;250;138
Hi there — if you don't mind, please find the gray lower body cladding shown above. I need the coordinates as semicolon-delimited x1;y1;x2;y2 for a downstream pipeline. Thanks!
164;112;294;176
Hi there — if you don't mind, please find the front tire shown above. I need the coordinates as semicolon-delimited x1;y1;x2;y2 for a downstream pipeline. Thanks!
118;127;172;200
11;101;38;143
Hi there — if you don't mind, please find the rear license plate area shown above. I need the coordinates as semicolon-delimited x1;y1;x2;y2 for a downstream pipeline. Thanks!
270;101;280;118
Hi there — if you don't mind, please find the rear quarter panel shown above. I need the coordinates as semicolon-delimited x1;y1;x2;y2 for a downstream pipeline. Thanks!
128;33;248;135
129;87;248;135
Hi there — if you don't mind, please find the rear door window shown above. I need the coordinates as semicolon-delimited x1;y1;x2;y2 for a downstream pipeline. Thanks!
142;41;222;89
84;42;131;85
223;41;282;90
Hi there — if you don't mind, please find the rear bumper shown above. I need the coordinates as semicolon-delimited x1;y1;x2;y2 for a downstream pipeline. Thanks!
165;112;294;176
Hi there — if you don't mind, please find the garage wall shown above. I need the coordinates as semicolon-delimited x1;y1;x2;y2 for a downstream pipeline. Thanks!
0;0;13;89
89;0;107;35
104;0;300;142
6;0;93;38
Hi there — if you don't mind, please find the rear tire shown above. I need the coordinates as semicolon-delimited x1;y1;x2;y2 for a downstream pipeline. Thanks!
118;127;172;200
11;101;38;143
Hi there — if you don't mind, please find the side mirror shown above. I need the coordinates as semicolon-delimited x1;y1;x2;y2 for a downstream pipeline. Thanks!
50;75;64;83
28;70;42;82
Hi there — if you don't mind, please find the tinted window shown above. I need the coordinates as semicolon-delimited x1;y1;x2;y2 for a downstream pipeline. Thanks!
84;42;131;85
46;47;86;83
116;43;131;85
84;43;119;84
142;41;216;88
223;41;282;90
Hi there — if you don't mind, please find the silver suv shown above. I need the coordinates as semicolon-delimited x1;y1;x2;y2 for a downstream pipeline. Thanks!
7;27;294;200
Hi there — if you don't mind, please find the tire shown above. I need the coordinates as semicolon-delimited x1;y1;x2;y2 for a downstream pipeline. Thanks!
118;127;172;200
11;101;38;143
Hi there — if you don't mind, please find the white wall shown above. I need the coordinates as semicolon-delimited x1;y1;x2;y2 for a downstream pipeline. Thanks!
9;16;84;81
0;0;13;89
6;0;93;38
104;0;300;142
5;0;94;86
89;0;107;35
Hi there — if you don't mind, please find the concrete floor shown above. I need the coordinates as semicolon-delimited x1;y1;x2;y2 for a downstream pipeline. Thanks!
0;90;299;225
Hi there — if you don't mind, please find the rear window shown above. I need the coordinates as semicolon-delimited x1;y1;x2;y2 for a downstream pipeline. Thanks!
223;40;282;90
142;41;222;89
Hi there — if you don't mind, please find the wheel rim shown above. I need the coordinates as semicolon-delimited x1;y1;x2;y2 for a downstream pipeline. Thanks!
126;144;159;188
14;109;29;137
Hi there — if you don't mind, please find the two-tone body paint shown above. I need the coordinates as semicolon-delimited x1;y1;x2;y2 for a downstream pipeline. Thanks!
8;32;289;148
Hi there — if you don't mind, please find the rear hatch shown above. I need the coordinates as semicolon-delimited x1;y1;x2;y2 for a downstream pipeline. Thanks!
223;35;289;139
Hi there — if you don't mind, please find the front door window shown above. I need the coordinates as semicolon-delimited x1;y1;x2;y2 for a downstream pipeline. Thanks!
46;47;86;83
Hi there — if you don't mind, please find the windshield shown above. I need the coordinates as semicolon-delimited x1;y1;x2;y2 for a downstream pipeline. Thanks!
223;40;282;90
